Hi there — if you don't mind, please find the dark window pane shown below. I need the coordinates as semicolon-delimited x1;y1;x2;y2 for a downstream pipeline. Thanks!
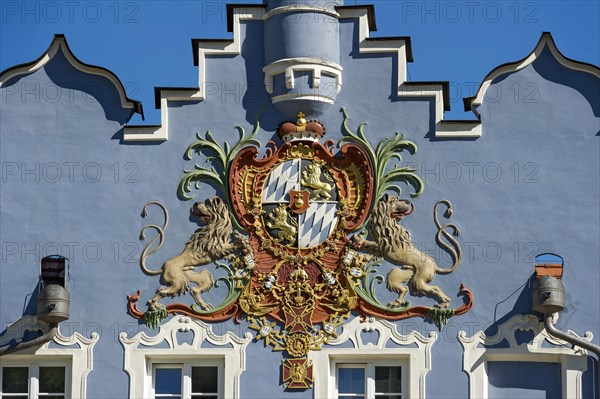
155;368;182;394
192;396;218;399
375;396;402;399
2;367;28;393
375;366;401;393
40;396;65;399
338;367;365;394
339;396;365;399
39;367;66;393
191;366;218;393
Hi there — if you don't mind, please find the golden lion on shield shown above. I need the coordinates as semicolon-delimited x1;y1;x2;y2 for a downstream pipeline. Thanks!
352;195;462;308
267;204;297;243
301;162;334;200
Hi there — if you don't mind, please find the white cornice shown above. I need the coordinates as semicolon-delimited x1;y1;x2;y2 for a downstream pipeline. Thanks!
124;7;265;142
337;7;481;139
337;7;409;86
0;35;142;118
436;121;482;138
125;5;481;141
195;8;266;99
263;5;340;19
466;32;600;115
122;124;166;142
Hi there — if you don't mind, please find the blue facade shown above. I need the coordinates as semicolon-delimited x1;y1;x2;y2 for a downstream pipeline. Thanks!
1;2;599;398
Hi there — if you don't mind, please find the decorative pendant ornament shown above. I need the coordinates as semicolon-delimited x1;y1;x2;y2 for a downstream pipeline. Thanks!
282;358;314;389
127;108;474;389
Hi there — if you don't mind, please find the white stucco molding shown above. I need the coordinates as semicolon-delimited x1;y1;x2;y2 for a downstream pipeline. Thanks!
51;329;99;399
263;57;343;96
436;120;482;138
465;32;600;116
195;7;266;99
124;5;483;142
0;326;99;399
263;5;340;20
122;124;166;142
337;7;481;139
458;313;592;399
337;7;409;87
311;316;437;399
119;315;252;399
0;34;143;118
123;6;265;142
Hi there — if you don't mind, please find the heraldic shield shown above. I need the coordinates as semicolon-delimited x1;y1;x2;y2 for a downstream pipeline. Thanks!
263;160;338;247
228;117;375;338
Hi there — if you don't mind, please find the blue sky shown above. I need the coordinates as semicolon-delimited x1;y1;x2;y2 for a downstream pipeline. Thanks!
1;1;598;124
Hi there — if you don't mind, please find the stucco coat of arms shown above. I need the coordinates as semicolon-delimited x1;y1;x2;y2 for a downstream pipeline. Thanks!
127;109;473;388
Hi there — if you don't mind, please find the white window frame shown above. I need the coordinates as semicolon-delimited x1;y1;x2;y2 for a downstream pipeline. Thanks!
335;361;407;398
0;322;98;399
458;313;591;398
120;316;252;399
311;317;436;399
0;361;71;399
151;361;223;399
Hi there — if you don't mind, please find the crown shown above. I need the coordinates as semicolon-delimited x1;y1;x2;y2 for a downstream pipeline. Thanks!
277;112;326;142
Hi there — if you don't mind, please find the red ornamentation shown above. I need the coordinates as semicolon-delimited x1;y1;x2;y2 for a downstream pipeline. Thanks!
127;290;240;323
277;262;322;286
277;120;325;141
357;283;474;322
288;189;310;214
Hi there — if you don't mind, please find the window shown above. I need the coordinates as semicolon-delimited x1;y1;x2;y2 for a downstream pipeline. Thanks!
336;364;403;399
459;313;589;398
152;363;221;399
311;317;435;399
1;363;68;399
0;322;98;399
120;316;252;399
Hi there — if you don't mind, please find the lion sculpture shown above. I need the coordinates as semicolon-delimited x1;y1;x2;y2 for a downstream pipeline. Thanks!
139;196;242;311
353;195;462;308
